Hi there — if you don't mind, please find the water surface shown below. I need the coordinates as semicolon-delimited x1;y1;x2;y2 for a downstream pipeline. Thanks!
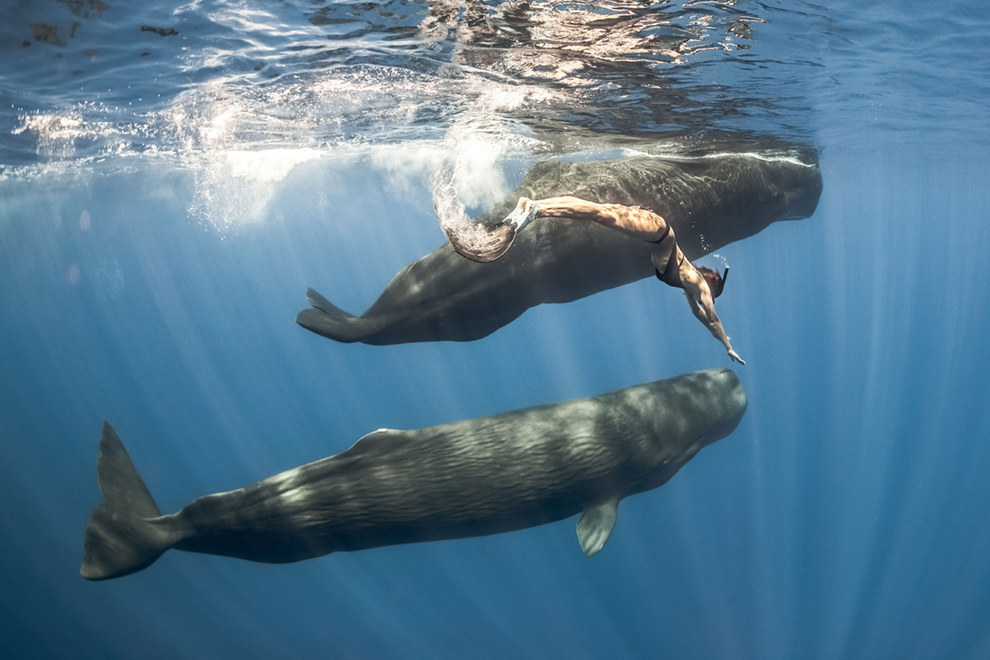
2;1;989;657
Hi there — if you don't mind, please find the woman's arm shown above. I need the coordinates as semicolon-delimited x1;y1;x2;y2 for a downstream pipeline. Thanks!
681;272;745;364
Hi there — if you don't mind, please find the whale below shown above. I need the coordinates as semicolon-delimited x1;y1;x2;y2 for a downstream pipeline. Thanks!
81;368;746;580
297;140;822;344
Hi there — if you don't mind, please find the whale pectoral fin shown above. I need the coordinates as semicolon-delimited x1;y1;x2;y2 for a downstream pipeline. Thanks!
576;497;619;557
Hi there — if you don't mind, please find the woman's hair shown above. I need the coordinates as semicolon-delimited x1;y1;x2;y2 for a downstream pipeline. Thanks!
697;266;728;298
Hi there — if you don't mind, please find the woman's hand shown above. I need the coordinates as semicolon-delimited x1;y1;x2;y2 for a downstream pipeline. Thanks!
727;347;746;365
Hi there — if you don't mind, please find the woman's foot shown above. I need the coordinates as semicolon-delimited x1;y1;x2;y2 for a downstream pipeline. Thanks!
503;197;540;231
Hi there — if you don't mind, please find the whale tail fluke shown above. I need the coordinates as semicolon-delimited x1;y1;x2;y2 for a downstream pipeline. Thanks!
81;423;173;580
296;288;368;343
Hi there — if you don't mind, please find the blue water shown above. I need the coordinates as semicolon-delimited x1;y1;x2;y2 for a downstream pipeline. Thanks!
2;1;989;657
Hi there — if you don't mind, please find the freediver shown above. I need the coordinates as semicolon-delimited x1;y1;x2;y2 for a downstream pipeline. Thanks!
494;196;745;364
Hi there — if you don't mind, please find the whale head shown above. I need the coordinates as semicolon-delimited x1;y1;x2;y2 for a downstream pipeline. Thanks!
649;368;748;453
598;368;747;501
694;367;748;447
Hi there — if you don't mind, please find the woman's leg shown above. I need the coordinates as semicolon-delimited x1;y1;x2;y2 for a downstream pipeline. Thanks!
527;196;668;242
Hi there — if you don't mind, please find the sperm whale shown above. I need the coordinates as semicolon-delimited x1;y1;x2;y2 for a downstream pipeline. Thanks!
297;141;821;344
81;368;746;580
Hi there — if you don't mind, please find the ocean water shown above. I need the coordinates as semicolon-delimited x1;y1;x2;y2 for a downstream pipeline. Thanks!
2;1;989;657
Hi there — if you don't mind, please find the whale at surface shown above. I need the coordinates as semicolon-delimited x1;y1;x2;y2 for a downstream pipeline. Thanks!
297;140;822;344
81;368;747;580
